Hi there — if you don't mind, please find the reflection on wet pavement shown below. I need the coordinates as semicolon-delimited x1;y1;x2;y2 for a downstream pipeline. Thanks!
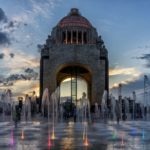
1;119;150;150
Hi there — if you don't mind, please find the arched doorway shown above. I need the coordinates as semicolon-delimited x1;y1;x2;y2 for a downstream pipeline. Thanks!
57;65;92;106
60;77;88;106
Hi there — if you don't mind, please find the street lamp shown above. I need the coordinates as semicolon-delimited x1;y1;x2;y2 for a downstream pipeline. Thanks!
144;75;149;119
132;91;136;120
118;84;122;120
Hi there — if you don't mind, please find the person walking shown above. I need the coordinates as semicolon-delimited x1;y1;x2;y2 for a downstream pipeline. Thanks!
13;105;21;128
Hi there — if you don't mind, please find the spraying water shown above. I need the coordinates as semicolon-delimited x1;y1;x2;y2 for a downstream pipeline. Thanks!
101;90;108;120
81;92;90;146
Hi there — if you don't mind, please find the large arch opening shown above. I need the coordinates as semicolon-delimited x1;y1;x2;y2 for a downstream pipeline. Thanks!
57;65;92;107
60;77;88;106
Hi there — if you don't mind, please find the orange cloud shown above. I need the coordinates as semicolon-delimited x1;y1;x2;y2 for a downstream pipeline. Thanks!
109;67;142;89
109;67;141;76
0;80;39;100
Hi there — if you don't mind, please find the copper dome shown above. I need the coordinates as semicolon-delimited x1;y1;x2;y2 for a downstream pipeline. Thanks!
58;8;92;28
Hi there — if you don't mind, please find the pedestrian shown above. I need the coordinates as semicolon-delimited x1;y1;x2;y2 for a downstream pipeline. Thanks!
13;105;21;128
73;106;77;122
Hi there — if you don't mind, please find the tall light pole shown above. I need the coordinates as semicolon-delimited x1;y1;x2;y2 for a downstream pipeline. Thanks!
118;84;122;120
144;75;148;117
144;75;149;119
132;91;136;120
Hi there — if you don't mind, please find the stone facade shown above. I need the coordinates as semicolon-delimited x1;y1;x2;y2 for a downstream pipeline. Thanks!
40;8;109;106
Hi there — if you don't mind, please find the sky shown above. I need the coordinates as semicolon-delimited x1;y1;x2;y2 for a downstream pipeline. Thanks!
0;0;150;100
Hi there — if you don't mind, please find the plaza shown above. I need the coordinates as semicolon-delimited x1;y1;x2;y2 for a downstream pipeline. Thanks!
0;116;150;150
0;1;150;150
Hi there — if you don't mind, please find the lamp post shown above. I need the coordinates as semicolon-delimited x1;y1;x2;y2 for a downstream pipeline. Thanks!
144;75;149;120
118;84;122;120
132;91;136;121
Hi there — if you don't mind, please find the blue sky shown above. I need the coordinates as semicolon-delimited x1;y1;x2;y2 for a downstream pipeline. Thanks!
0;0;150;99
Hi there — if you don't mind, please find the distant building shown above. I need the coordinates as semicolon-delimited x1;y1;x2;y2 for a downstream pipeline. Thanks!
40;8;109;107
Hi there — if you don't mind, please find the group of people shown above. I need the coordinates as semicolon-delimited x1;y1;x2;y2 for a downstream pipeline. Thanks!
1;89;150;126
13;91;40;126
59;92;91;122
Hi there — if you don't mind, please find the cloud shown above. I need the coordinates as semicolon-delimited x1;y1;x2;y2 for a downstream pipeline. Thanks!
29;0;61;18
137;54;150;60
0;48;39;75
2;20;22;33
0;52;14;59
0;80;39;99
12;0;62;25
110;75;142;89
0;53;5;59
110;74;150;104
0;32;10;46
6;70;38;82
0;8;7;22
24;68;38;80
0;67;38;93
109;67;141;77
136;54;150;68
9;53;14;58
109;67;141;89
0;8;28;46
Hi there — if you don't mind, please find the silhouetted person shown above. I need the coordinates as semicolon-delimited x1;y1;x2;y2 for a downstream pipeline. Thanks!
13;105;21;128
73;106;77;122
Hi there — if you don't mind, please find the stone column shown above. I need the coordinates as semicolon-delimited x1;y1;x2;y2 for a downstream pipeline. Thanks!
82;31;84;44
71;30;73;44
76;30;78;44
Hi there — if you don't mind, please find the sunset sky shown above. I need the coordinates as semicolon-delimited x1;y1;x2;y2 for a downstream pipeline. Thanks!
0;0;150;100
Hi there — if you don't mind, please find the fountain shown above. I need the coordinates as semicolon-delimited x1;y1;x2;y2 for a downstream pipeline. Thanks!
2;87;150;149
21;129;25;140
54;87;60;122
6;90;13;121
110;95;116;121
81;92;90;146
112;130;117;140
10;129;14;146
41;88;52;146
94;102;99;119
23;94;31;122
81;92;91;123
76;98;81;122
42;87;60;141
0;91;5;120
142;129;145;140
124;97;129;120
101;90;108;119
51;87;60;139
121;132;125;146
51;93;56;140
41;88;50;118
0;89;14;122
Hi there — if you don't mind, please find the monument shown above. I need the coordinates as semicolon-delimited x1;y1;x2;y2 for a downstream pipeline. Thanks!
40;8;109;108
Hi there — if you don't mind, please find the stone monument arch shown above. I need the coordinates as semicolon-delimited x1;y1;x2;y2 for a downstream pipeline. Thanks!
40;8;109;108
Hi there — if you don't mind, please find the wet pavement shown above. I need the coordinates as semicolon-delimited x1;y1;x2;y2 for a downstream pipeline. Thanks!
0;118;150;150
